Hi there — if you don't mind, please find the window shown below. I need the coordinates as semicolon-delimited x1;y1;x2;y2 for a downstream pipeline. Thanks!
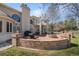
30;20;33;24
12;14;20;22
0;21;2;32
10;23;12;32
6;22;13;32
6;22;9;32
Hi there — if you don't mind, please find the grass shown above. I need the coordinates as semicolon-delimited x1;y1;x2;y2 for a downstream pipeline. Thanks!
0;32;79;56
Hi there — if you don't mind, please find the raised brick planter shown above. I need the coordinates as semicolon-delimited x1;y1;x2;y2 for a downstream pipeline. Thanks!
20;38;70;50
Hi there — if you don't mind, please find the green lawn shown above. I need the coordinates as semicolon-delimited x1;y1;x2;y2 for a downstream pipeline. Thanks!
0;32;79;56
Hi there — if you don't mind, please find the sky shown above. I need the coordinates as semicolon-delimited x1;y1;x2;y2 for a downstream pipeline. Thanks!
5;3;49;16
4;3;69;22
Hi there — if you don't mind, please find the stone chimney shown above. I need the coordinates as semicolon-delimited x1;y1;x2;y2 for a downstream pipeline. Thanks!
21;3;30;33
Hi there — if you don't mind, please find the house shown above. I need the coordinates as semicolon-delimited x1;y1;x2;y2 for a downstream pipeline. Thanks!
0;3;30;43
0;3;48;43
30;16;47;34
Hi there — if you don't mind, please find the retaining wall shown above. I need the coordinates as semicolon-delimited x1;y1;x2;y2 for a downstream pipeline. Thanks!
20;39;70;50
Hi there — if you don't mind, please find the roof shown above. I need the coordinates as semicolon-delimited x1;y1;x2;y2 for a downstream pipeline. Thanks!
30;16;40;20
0;3;21;14
0;10;7;16
0;3;22;22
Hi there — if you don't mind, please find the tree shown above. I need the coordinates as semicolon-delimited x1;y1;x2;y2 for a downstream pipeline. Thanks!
58;3;79;19
47;3;59;24
46;3;60;33
64;18;77;30
38;3;50;35
48;23;54;33
53;21;65;32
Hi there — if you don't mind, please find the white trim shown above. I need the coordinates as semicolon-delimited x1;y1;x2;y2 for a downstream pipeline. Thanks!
0;16;16;23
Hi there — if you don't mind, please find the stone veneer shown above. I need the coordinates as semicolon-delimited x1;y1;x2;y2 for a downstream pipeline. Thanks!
20;38;70;50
